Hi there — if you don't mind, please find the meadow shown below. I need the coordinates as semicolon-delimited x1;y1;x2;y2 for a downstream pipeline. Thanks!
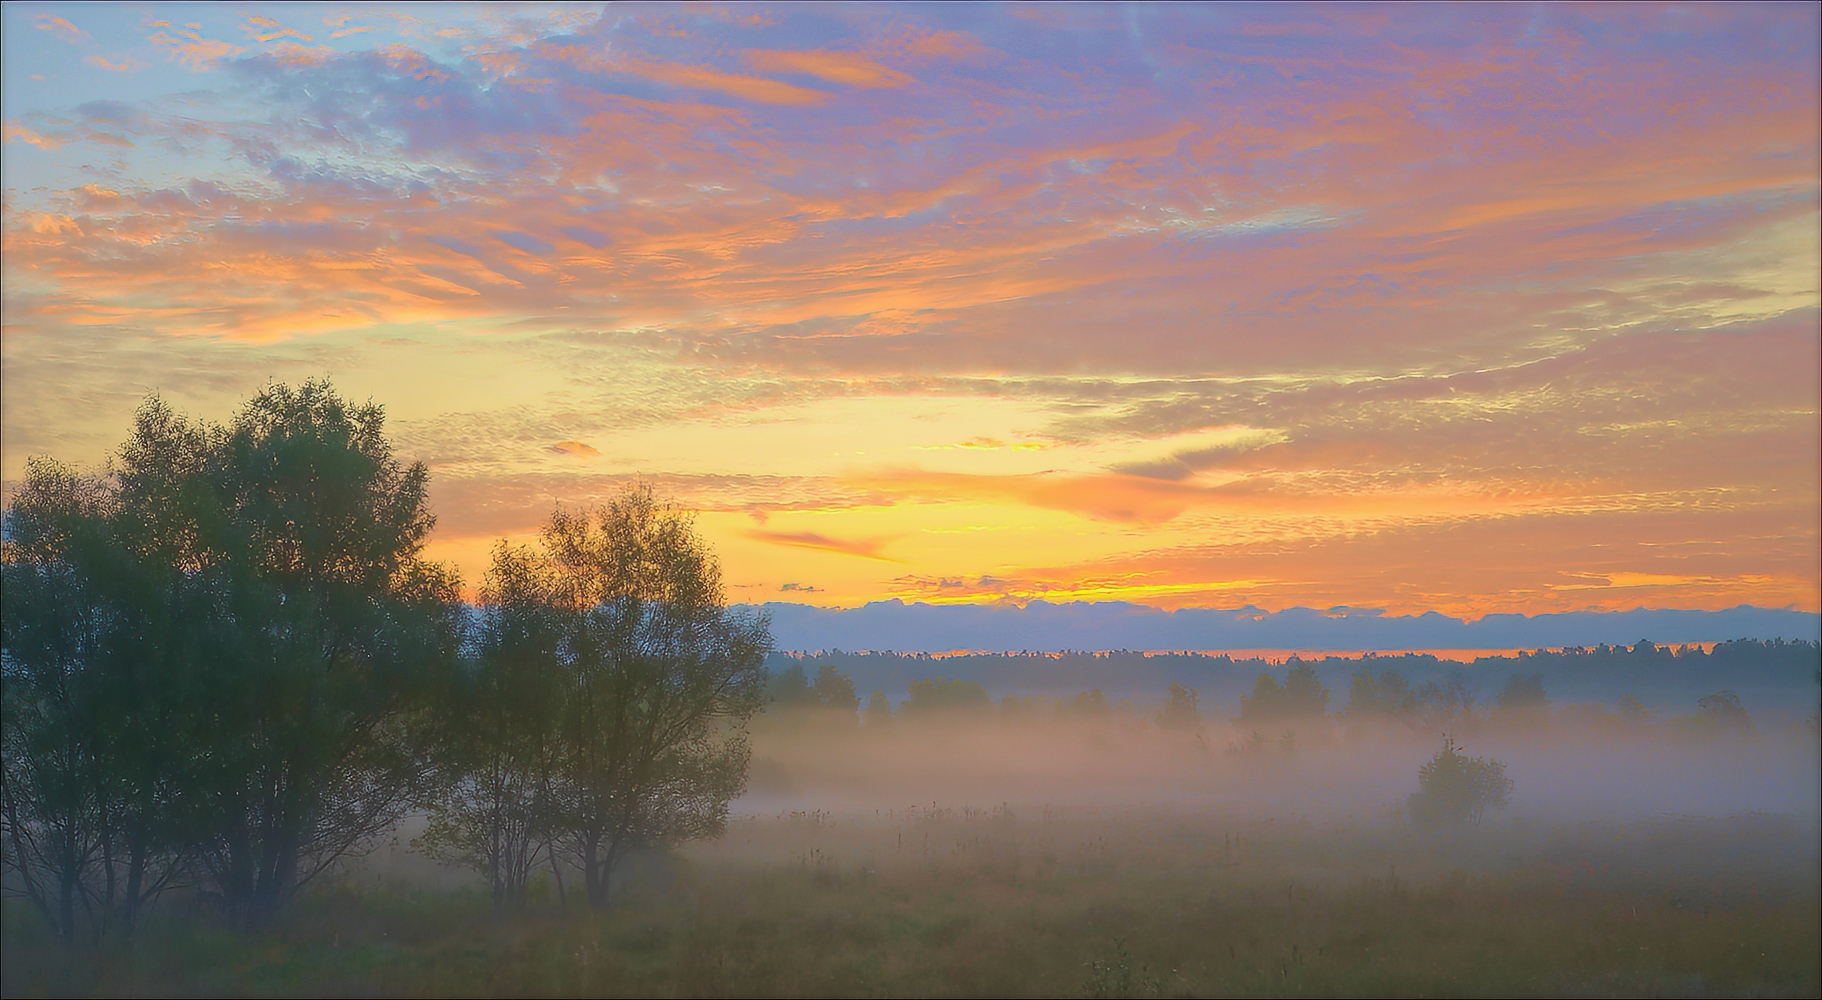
4;706;1818;998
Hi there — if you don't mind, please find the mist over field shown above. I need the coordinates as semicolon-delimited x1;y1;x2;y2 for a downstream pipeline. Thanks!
741;694;1821;824
740;639;1822;819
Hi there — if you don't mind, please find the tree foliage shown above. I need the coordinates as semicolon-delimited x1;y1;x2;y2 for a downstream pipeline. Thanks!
3;384;460;933
420;487;769;912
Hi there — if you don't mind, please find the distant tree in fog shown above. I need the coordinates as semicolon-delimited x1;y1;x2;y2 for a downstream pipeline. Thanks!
1346;669;1414;719
1616;695;1650;725
1690;690;1756;735
1239;662;1329;724
1158;683;1202;732
865;690;893;726
813;664;859;713
1410;668;1479;730
765;662;858;718
1495;673;1549;715
766;663;818;708
902;677;991;714
1072;688;1113;718
1408;736;1512;829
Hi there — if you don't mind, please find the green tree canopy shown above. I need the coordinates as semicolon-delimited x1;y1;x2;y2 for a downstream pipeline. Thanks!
3;383;462;933
444;486;769;911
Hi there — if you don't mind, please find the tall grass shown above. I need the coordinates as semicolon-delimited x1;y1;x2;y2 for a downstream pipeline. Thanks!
4;808;1815;997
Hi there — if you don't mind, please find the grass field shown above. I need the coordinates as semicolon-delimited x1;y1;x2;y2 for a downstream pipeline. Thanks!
5;804;1816;998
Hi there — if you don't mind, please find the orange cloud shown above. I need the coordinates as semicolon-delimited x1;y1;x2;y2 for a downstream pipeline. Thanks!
745;529;902;561
743;49;913;88
33;14;87;44
85;55;148;73
149;24;243;71
242;13;314;44
4;123;60;149
550;440;600;458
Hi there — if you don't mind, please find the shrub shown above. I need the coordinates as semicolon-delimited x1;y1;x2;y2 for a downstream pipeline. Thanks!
1407;736;1512;829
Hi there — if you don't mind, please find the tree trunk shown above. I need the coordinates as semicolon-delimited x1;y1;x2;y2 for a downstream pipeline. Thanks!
124;814;146;935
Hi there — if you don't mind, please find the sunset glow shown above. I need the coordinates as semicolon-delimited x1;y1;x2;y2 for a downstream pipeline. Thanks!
4;2;1817;616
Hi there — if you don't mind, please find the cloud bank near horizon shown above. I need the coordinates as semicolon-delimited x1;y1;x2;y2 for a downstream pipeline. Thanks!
745;600;1822;654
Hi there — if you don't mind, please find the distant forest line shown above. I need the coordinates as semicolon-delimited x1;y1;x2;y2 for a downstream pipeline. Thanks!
765;638;1822;718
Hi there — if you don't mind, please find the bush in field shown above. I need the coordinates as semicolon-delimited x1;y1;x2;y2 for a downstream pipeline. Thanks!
1407;736;1512;829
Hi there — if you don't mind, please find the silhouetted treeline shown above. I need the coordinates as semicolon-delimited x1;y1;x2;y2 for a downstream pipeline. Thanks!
765;639;1820;715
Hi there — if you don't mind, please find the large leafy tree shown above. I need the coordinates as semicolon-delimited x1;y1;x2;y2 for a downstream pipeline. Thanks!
191;382;460;926
3;383;460;932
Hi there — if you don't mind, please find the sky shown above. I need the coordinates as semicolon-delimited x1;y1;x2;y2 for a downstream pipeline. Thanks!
2;2;1818;619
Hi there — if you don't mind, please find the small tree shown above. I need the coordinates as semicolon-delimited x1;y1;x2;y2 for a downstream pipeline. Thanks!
813;664;859;714
1693;690;1756;735
1157;683;1201;732
523;486;769;910
418;543;568;914
1407;736;1512;829
864;690;893;727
